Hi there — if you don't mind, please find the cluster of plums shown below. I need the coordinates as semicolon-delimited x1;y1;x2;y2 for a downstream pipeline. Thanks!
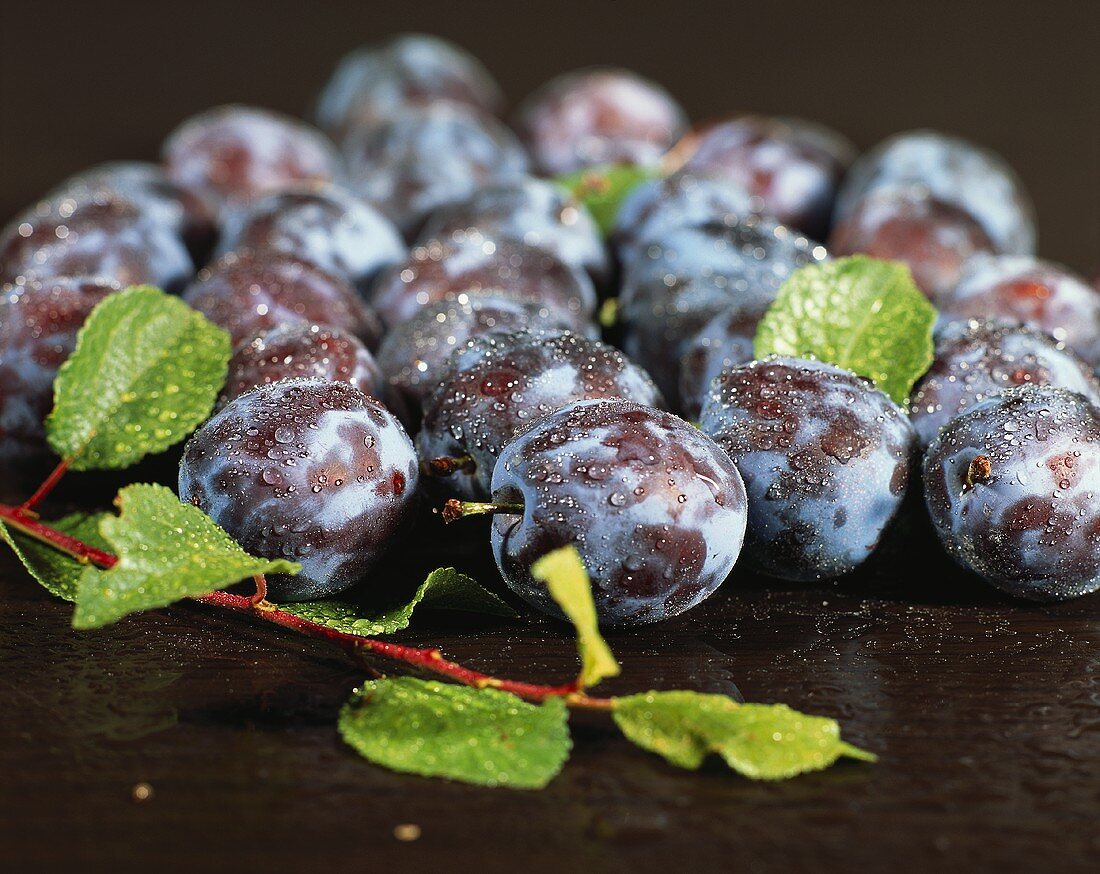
3;33;1100;623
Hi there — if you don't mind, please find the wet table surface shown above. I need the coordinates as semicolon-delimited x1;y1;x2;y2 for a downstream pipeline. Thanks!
1;466;1098;874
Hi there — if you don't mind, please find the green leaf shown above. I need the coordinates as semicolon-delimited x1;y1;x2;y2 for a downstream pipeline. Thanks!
555;164;657;235
47;285;231;470
612;690;876;780
72;483;299;629
0;513;109;601
754;256;936;404
531;546;620;688
282;567;517;636
339;677;570;789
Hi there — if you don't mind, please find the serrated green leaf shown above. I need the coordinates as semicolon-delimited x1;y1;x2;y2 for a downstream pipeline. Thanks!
555;164;657;235
531;546;620;688
754;256;936;404
72;483;299;629
339;677;570;788
0;513;109;601
47;285;231;470
282;567;517;636
612;690;876;780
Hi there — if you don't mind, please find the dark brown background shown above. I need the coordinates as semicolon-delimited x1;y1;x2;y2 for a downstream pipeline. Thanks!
2;3;1099;873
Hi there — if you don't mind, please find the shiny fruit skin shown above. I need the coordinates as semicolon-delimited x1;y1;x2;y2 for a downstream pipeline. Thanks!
0;277;118;464
368;235;595;330
923;385;1100;601
512;68;687;176
216;183;404;294
178;379;419;600
834;129;1036;255
315;33;504;140
375;292;578;427
909;319;1100;448
937;255;1100;369
0;196;193;292
613;169;754;264
417;177;610;286
220;323;383;407
827;188;997;302
163;105;342;213
490;398;747;626
343;103;528;236
620;217;826;405
678;305;763;419
700;358;915;581
680;115;856;239
47;161;218;261
182;250;382;349
418;329;663;500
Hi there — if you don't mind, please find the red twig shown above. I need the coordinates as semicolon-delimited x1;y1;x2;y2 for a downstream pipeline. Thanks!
0;500;610;711
19;459;70;513
0;503;117;568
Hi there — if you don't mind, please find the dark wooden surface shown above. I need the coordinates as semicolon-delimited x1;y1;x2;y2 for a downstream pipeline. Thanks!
2;3;1098;871
1;463;1098;873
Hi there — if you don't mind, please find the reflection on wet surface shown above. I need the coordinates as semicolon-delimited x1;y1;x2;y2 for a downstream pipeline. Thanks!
1;507;1097;871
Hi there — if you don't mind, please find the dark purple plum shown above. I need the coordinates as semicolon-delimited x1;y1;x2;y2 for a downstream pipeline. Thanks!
485;398;747;625
909;319;1100;448
182;250;382;348
179;379;419;600
613;169;754;263
215;183;404;294
923;385;1100;601
678;115;856;239
0;196;193;292
828;188;997;302
700;358;915;581
418;329;662;500
512;68;687;176
163;105;342;213
368;235;595;329
678;305;764;419
375;292;578;427
937;255;1100;368
619;216;827;404
315;33;504;140
0;277;118;465
834;130;1036;255
343;103;528;236
417;177;610;286
48;161;218;260
220;323;383;406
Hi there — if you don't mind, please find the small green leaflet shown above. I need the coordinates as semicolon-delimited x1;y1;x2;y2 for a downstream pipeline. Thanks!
555;164;657;235
47;285;231;470
282;567;517;636
754;256;936;405
339;677;571;789
531;546;620;688
612;690;876;780
72;484;299;629
0;513;109;601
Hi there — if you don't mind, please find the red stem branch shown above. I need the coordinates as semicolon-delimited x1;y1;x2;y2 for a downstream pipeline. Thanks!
0;503;117;568
20;459;70;513
0;500;610;711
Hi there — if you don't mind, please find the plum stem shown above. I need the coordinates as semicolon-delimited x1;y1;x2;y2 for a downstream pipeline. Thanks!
963;455;993;491
423;454;476;478
20;459;71;513
0;500;611;711
441;499;524;525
